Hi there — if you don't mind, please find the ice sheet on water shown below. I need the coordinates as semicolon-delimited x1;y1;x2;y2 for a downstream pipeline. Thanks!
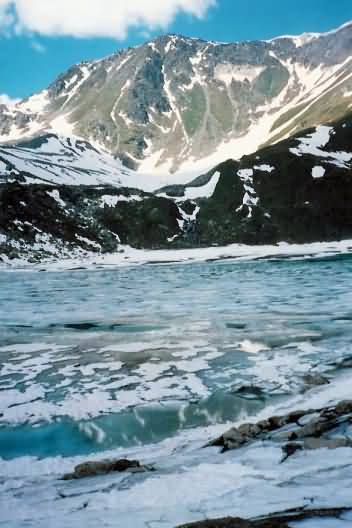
1;256;352;525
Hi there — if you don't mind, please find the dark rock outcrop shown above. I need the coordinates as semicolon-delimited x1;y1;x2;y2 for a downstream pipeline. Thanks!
194;114;352;246
0;182;183;261
302;373;330;387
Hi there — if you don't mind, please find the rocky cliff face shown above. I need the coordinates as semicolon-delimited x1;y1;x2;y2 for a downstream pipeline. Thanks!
1;23;352;175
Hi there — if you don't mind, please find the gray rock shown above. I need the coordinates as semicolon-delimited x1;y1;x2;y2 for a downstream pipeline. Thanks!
303;373;330;387
62;458;153;480
209;400;352;452
303;437;352;450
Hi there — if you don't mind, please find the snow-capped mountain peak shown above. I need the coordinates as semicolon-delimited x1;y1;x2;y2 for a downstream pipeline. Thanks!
1;21;352;177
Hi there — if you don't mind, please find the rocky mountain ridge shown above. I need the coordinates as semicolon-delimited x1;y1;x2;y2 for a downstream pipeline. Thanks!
1;22;352;175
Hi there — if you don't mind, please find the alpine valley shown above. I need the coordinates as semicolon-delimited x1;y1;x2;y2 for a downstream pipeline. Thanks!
1;21;352;263
3;15;352;528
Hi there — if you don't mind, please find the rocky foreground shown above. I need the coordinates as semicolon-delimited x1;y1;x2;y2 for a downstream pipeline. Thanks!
60;399;352;527
188;399;352;527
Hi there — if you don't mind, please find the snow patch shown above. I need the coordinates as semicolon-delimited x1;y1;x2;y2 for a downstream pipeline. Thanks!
49;114;77;137
47;190;66;208
100;194;143;207
0;134;162;190
177;203;200;231
290;126;352;168
16;90;49;114
75;235;101;250
163;65;188;140
312;166;326;179
237;169;259;218
215;64;265;85
183;171;221;200
62;65;91;109
290;126;332;156
267;32;320;47
253;164;275;173
164;36;177;54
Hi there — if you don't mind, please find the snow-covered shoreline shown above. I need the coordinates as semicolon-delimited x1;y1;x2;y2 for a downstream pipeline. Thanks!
1;371;352;527
1;239;352;272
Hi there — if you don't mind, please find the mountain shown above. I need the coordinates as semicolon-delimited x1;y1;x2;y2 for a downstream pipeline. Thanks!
1;112;352;263
0;133;201;191
0;133;156;190
0;134;132;186
1;22;352;176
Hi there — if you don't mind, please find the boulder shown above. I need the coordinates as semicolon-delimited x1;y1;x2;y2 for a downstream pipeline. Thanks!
302;373;330;387
62;458;152;480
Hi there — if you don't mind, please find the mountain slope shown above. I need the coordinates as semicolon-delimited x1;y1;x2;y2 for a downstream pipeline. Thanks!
193;113;352;245
0;133;205;191
1;112;352;263
0;134;133;186
1;22;352;175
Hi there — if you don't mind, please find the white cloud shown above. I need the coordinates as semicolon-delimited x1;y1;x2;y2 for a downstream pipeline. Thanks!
0;0;216;39
0;93;20;106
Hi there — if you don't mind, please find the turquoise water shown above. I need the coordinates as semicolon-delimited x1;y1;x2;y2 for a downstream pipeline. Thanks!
1;255;352;461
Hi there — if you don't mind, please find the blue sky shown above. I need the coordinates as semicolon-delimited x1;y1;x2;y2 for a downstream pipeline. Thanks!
1;0;352;101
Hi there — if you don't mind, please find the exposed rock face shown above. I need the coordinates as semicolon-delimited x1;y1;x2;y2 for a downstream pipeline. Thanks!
1;23;352;173
62;458;152;480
